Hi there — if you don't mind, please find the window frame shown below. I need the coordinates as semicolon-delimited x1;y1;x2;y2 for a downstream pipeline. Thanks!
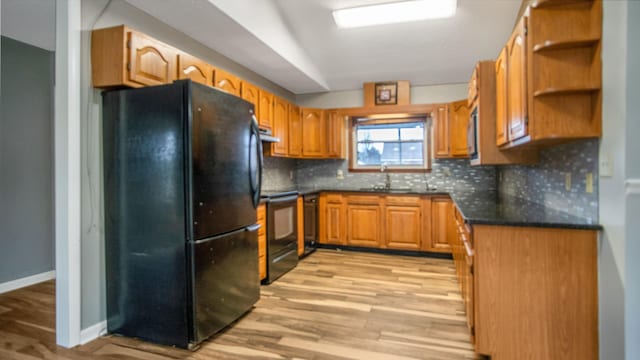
349;116;432;172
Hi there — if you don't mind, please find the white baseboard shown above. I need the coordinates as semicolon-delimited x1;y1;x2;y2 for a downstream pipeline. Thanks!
80;320;107;345
0;270;56;294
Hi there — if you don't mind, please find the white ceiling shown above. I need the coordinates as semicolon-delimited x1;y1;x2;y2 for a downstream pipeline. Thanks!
1;0;521;94
124;0;521;94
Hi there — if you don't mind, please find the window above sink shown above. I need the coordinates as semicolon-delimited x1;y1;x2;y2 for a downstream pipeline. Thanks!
350;115;431;172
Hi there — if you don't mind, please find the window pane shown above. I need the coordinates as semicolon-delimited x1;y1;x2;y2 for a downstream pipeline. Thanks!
380;141;401;164
356;127;399;142
400;126;424;141
401;142;423;165
357;142;383;165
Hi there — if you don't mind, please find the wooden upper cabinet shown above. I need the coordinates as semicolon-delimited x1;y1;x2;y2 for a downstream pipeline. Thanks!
449;100;470;158
433;105;450;158
506;16;529;143
385;198;422;250
346;196;382;248
241;81;260;115
495;47;509;146
271;97;289;156
301;107;326;157
92;25;177;88
177;52;211;86
288;104;302;157
127;30;177;87
326;110;345;159
468;67;478;107
258;90;274;131
430;197;453;253
213;68;241;96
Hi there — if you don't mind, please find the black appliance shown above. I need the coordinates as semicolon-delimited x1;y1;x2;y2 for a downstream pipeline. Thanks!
468;106;479;161
303;194;318;257
102;80;262;349
262;191;299;283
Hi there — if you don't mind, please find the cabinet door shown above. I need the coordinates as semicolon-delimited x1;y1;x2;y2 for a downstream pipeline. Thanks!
319;194;346;245
257;204;267;280
177;52;211;86
288;104;302;157
128;30;177;87
326;110;344;158
241;81;259;115
258;90;274;131
433;105;450;158
297;197;304;256
430;197;453;253
271;97;289;156
507;16;528;142
385;204;421;250
301;108;326;157
346;203;381;248
495;47;509;146
450;100;470;157
213;68;241;96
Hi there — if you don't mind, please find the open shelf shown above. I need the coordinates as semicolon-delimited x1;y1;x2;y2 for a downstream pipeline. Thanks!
533;86;600;97
533;38;599;52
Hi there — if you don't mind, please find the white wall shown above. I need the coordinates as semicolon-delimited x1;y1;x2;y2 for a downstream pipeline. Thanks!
599;1;629;359
295;83;468;108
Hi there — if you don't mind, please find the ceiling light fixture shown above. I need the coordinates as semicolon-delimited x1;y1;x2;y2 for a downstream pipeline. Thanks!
333;0;457;29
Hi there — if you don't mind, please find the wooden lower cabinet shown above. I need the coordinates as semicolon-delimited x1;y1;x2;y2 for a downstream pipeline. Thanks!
318;192;451;253
257;204;267;281
430;197;453;253
319;194;346;245
297;197;304;256
385;196;422;250
346;196;382;248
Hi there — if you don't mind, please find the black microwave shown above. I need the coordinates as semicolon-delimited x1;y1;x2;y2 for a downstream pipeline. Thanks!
468;107;479;160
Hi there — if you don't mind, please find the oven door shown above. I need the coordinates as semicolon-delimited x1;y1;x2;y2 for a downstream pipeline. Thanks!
267;195;298;256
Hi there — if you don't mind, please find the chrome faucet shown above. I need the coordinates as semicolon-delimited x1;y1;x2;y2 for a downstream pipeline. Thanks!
380;163;391;190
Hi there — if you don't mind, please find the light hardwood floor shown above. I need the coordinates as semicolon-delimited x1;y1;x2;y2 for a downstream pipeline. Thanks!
0;249;481;359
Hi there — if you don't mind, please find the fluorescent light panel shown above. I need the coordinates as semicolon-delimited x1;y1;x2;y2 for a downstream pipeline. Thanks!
333;0;457;28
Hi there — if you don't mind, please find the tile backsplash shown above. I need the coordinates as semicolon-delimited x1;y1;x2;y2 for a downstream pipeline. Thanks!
498;139;599;221
262;156;297;190
295;158;497;192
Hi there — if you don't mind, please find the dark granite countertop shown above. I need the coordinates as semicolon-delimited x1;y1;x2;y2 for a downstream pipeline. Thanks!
259;187;601;230
450;191;602;230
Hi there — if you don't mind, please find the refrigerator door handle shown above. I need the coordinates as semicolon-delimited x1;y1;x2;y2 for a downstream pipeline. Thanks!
246;223;261;232
249;113;263;208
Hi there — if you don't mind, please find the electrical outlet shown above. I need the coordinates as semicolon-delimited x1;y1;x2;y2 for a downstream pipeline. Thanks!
565;173;572;191
336;169;344;180
586;173;593;193
443;167;451;177
289;170;294;180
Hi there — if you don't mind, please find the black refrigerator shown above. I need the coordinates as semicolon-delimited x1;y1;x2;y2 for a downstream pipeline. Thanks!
102;80;262;349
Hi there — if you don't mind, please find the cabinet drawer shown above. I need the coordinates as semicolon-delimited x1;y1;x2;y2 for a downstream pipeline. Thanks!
346;195;381;205
385;195;421;206
325;194;344;204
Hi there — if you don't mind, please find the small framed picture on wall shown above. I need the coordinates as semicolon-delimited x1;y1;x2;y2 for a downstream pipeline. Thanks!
375;82;398;105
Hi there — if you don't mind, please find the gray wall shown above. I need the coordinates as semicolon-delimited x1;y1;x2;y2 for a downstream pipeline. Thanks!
0;36;54;283
498;139;599;221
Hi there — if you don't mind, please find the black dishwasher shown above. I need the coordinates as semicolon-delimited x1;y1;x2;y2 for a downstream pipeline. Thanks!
302;194;318;257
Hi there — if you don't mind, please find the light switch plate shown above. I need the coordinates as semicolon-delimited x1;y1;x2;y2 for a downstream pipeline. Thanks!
600;153;613;177
336;169;344;180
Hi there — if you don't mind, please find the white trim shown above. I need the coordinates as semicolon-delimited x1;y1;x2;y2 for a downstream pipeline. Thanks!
0;271;56;294
80;321;107;345
626;179;640;195
54;0;82;348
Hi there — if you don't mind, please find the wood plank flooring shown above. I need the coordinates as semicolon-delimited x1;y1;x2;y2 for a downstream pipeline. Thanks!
0;249;481;359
